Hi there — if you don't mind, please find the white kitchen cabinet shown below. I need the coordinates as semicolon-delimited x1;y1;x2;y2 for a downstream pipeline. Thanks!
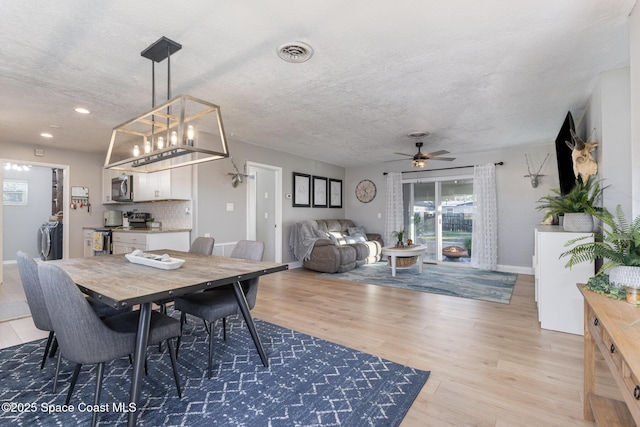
534;225;594;335
102;163;191;204
83;229;96;257
112;231;190;254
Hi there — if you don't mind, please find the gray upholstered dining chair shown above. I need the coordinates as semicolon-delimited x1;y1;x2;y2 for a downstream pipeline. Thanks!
189;236;215;256
156;236;215;316
174;240;264;378
37;262;182;427
16;251;124;387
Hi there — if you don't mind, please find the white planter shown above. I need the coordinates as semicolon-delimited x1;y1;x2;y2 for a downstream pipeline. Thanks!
608;266;640;288
562;213;594;232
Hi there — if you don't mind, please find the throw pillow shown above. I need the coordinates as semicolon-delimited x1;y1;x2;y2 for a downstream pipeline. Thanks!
350;232;367;243
347;226;366;237
328;231;344;245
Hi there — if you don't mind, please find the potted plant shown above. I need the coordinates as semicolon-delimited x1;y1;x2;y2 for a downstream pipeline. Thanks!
392;229;405;247
536;177;606;232
560;205;640;303
464;237;472;258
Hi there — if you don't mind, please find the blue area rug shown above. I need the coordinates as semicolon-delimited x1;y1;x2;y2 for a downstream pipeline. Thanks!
322;262;517;304
0;314;429;426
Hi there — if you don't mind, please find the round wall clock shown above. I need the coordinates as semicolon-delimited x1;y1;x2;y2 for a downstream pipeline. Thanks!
355;179;376;203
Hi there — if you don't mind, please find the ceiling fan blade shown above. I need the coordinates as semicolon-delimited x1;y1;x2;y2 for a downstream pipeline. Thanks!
393;152;414;157
426;150;450;157
430;156;456;161
383;158;408;163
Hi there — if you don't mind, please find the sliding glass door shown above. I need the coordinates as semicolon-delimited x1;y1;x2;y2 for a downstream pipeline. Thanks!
403;177;473;263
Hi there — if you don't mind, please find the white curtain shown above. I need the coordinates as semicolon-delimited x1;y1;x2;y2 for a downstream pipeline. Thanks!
471;163;498;270
384;172;404;247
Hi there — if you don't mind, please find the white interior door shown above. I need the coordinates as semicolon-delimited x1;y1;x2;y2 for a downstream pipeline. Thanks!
246;162;282;263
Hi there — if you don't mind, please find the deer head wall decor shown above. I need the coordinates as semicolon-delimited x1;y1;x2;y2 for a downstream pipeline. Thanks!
228;157;249;188
565;129;598;182
524;153;549;188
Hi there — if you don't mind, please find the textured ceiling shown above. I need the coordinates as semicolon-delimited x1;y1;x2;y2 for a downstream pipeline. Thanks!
0;1;635;168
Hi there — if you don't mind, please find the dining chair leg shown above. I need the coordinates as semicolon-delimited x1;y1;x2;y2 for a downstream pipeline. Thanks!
222;317;227;341
176;311;186;359
203;318;210;335
91;362;105;427
41;331;54;369
166;338;182;398
208;323;214;379
65;364;82;405
49;336;58;358
53;352;62;393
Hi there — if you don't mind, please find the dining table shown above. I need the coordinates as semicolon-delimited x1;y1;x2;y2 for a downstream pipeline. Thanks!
49;249;288;427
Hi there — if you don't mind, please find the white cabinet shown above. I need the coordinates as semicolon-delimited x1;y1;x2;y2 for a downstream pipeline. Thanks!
83;229;96;257
102;165;191;204
112;231;190;254
534;226;594;335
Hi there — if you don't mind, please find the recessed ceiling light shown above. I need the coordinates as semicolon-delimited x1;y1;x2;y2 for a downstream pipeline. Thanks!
49;124;62;129
40;133;53;138
75;107;90;114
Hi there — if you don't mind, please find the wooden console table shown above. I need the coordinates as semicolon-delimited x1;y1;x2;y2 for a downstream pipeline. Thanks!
580;284;640;425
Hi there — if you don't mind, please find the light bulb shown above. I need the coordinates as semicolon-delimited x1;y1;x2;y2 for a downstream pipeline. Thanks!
144;140;151;154
157;136;164;149
133;145;140;156
4;163;10;171
187;125;195;146
170;131;178;145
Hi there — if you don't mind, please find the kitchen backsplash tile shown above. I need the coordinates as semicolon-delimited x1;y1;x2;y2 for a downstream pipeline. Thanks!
109;201;193;229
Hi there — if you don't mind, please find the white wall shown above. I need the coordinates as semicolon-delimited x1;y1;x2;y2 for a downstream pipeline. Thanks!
585;67;632;217
630;7;640;217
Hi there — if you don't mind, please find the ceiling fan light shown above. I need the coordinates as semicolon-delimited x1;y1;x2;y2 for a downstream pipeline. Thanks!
413;158;426;168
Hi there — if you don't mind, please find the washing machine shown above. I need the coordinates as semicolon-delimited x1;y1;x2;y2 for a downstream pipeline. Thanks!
37;221;63;260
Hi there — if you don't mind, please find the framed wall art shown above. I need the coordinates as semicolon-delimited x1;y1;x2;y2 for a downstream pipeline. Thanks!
329;178;342;208
312;176;328;208
292;172;311;207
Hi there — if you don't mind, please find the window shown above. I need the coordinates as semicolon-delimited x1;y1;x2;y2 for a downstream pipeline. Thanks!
3;179;28;205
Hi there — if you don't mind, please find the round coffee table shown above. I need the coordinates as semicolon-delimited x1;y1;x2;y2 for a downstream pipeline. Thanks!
381;244;428;277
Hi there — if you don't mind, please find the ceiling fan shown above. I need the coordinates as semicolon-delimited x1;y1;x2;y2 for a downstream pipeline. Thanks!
390;132;456;168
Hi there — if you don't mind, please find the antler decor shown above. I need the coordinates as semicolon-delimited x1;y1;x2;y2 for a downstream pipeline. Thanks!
524;153;549;188
228;157;249;188
565;129;598;181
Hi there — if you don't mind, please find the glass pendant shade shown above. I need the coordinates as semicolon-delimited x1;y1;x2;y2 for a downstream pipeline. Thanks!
104;36;229;173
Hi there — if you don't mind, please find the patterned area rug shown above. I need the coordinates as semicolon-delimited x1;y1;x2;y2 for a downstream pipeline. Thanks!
321;262;517;304
0;314;429;426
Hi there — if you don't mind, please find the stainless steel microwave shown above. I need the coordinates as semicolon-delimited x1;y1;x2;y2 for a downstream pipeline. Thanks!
111;175;133;202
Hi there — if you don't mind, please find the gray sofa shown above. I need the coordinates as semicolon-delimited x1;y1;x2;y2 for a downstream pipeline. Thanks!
290;219;383;273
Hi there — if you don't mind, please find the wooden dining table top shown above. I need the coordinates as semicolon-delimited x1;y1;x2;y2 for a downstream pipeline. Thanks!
48;250;288;309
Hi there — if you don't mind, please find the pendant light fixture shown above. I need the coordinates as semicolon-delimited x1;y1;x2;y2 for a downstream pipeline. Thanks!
105;36;229;173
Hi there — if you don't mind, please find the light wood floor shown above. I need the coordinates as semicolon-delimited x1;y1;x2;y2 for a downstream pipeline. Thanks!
1;264;620;426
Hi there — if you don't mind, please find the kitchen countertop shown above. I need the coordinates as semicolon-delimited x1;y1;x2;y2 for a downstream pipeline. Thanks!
83;226;191;233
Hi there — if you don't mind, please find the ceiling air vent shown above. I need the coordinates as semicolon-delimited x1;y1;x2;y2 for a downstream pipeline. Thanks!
277;42;313;63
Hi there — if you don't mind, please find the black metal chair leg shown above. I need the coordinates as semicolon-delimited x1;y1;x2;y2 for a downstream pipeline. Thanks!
49;336;58;358
176;311;186;359
166;339;182;398
208;323;214;379
91;363;104;427
203;318;210;334
65;364;82;405
53;352;62;393
41;331;54;369
222;317;228;341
